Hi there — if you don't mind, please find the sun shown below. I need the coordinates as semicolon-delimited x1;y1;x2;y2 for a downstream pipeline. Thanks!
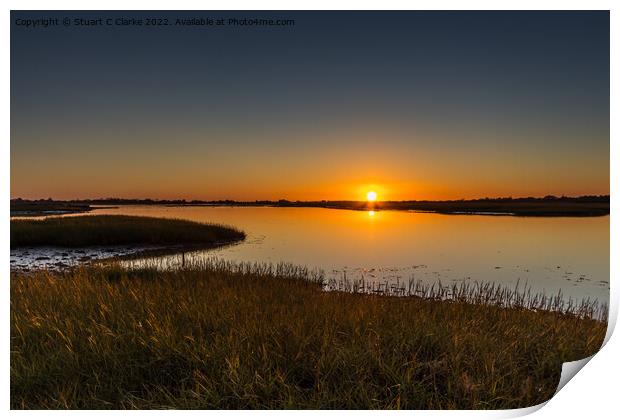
366;191;377;202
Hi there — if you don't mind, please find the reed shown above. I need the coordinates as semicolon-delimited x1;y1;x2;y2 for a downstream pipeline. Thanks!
11;260;607;409
10;215;245;248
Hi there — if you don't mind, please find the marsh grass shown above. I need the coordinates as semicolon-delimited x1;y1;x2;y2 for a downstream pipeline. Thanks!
325;274;608;320
11;260;607;409
10;215;245;248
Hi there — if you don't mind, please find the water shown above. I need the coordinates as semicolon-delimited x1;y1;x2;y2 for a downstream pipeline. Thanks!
50;205;610;306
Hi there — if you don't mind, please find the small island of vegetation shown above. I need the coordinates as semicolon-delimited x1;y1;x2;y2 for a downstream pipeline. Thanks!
10;215;245;249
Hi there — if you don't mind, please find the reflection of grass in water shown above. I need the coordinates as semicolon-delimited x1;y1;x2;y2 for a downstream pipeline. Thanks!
10;215;245;248
11;260;606;409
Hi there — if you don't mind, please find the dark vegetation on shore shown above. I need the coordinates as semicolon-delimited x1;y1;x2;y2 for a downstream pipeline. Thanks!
11;195;610;217
10;215;245;248
10;199;93;216
304;196;610;216
11;261;606;409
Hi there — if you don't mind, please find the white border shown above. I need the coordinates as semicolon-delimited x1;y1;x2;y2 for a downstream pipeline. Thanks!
3;2;617;419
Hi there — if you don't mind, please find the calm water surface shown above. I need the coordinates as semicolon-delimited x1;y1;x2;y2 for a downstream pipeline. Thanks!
86;205;609;305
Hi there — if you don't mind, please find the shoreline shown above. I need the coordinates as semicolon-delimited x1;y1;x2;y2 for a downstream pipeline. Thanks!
10;246;608;321
10;205;117;218
10;197;611;218
9;240;244;273
10;215;246;271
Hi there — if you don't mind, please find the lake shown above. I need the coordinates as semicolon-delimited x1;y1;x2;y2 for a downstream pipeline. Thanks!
58;205;610;306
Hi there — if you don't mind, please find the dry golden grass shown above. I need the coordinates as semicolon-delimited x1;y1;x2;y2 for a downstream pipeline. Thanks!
11;261;606;409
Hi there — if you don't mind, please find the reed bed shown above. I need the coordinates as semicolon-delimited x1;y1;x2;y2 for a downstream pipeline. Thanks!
10;215;245;248
325;275;608;321
11;260;607;409
124;256;608;320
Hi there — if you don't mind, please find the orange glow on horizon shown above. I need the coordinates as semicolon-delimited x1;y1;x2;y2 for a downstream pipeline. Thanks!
10;171;609;202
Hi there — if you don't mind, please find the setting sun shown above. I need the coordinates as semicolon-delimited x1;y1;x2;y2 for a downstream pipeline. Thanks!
366;191;378;202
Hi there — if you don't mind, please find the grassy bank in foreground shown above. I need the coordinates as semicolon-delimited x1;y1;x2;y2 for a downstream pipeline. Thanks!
11;262;606;409
10;215;245;248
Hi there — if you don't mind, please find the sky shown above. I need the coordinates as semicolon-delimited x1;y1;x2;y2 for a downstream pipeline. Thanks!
11;11;609;201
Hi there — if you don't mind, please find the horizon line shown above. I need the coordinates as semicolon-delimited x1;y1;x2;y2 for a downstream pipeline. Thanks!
9;194;611;203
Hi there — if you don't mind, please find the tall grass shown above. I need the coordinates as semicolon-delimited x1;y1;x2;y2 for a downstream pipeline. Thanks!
10;215;245;248
324;274;607;320
131;257;607;320
11;261;607;409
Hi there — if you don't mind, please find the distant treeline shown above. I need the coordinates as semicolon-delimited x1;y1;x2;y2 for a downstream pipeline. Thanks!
10;195;610;217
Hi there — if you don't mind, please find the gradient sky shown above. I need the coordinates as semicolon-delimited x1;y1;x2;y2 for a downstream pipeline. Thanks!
11;11;609;201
